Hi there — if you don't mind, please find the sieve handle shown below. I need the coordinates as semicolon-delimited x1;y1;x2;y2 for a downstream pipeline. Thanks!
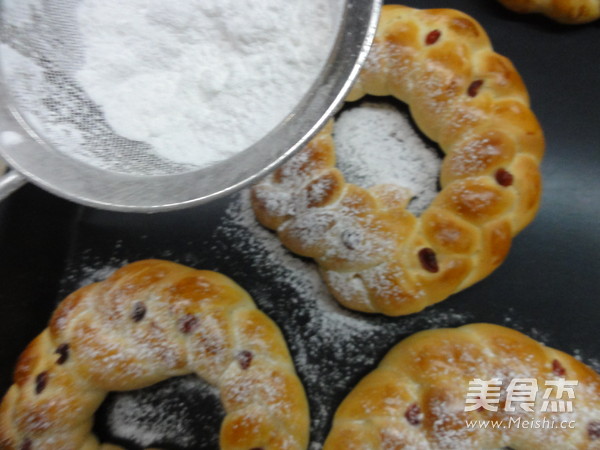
0;170;27;202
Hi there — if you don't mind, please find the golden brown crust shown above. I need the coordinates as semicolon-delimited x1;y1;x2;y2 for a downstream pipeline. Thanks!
0;260;309;450
251;5;545;316
323;323;600;449
498;0;600;23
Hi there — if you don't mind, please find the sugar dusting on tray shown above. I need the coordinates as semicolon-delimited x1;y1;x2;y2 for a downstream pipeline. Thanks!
76;0;342;167
105;376;223;448
334;101;442;215
60;187;600;448
57;102;464;447
63;188;471;448
215;189;472;446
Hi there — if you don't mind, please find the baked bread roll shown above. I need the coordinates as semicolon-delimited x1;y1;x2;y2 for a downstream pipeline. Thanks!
324;323;600;449
0;260;309;450
498;0;600;23
252;5;544;316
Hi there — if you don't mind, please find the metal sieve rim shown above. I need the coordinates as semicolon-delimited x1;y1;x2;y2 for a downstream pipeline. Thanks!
0;0;382;212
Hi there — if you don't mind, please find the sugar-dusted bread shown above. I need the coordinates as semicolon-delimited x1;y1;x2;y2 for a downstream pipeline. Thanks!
252;5;544;316
324;323;600;449
0;260;309;450
498;0;600;23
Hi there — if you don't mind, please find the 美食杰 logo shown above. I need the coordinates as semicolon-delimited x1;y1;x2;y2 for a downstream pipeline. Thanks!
464;377;578;413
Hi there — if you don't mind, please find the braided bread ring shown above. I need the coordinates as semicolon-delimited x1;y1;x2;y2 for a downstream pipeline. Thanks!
0;260;309;450
498;0;600;23
251;5;544;316
323;323;600;449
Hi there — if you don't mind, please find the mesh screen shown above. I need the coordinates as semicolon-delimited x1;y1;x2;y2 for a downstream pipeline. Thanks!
1;0;194;176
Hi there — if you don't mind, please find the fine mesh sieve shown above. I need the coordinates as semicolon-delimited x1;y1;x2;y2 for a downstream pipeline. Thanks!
0;0;381;212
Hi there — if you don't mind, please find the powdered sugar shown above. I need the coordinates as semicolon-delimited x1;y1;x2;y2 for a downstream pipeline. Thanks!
0;131;24;147
72;264;122;289
218;190;368;325
214;189;472;445
75;0;342;167
55;196;600;448
334;101;442;215
572;349;600;374
55;190;472;447
104;375;223;448
449;137;502;176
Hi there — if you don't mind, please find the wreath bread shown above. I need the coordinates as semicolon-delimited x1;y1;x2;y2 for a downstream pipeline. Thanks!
324;323;600;449
252;5;544;316
498;0;600;23
0;260;309;450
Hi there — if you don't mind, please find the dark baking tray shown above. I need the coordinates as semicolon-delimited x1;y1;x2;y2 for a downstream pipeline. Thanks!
0;1;598;448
